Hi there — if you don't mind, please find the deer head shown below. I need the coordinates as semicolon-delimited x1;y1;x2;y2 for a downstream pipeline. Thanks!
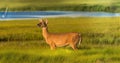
37;19;48;28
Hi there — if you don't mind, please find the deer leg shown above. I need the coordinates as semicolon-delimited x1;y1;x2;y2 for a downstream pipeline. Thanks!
70;44;78;50
50;43;56;50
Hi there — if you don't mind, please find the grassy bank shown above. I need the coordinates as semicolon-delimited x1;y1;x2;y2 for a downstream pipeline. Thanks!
0;0;120;12
0;17;120;63
0;17;120;44
0;41;120;63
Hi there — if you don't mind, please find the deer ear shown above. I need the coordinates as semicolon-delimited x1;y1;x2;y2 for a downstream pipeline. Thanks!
39;19;43;22
45;19;48;24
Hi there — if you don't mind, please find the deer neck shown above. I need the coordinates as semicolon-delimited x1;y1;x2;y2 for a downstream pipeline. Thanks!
42;27;49;39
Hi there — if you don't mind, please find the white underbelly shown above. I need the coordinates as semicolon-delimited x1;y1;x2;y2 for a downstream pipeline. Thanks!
55;42;69;47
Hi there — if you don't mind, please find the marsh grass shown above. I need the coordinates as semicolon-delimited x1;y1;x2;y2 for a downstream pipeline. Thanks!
0;41;120;63
0;0;120;12
0;17;120;45
0;17;120;63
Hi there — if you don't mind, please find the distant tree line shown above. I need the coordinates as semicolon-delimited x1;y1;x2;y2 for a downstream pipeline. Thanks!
0;4;120;12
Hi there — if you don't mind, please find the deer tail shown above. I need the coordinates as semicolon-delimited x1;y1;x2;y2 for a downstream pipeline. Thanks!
78;33;82;46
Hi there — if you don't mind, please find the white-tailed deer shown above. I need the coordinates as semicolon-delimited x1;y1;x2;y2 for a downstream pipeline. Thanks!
37;19;81;50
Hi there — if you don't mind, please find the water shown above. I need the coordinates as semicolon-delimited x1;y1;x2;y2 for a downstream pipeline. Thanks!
0;11;120;20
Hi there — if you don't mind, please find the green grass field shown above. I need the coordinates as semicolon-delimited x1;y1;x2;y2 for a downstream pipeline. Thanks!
0;0;119;7
0;17;120;63
0;0;120;12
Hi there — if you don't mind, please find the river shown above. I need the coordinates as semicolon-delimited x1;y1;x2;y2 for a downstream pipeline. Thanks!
0;11;120;20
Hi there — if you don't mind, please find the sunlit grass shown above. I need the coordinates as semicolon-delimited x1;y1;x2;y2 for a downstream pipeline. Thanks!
0;17;120;44
0;41;120;63
0;0;119;7
0;17;120;63
0;0;120;11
